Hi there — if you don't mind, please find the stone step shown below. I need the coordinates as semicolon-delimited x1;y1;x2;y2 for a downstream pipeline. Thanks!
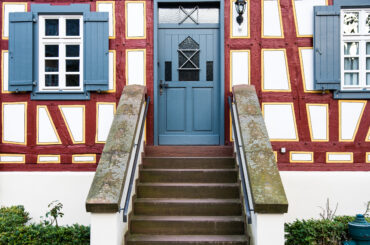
139;169;238;183
130;216;245;235
142;157;236;169
145;146;234;157
125;235;249;245
137;183;240;199
134;198;242;216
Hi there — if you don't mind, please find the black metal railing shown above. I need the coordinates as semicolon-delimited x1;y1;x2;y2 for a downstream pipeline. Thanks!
228;96;253;224
122;96;150;222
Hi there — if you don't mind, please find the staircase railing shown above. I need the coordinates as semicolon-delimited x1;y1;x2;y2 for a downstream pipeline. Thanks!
122;96;150;222
228;96;253;224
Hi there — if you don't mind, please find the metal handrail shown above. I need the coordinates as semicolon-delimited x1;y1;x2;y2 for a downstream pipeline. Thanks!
228;96;253;224
122;96;150;222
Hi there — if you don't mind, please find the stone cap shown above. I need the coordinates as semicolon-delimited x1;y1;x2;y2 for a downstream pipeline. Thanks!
86;85;147;213
233;85;288;213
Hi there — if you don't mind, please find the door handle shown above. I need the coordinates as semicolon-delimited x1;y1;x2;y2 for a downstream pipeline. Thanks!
159;80;168;95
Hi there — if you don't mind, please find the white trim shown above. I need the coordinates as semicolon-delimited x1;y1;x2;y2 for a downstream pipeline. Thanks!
38;15;83;91
340;9;370;90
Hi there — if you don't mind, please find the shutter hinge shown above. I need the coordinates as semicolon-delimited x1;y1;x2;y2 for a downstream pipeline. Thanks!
33;18;37;23
315;48;322;55
32;81;37;86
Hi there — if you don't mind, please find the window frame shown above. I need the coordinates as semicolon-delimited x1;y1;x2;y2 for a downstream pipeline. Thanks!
340;8;370;91
38;15;84;92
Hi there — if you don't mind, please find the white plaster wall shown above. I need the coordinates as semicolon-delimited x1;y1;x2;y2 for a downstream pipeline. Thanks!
231;0;248;37
96;2;114;37
262;50;290;91
0;172;94;225
281;171;370;222
293;0;326;36
126;2;145;38
263;0;282;37
231;51;250;86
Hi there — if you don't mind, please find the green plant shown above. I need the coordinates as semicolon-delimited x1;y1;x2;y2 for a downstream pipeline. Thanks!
45;200;64;227
0;205;89;244
285;216;370;245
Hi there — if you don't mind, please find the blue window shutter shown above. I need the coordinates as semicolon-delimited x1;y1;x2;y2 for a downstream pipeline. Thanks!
84;12;109;91
314;6;341;91
8;12;33;92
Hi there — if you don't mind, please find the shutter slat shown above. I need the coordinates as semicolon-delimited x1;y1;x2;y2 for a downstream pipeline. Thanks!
314;6;341;91
84;12;109;91
8;12;33;92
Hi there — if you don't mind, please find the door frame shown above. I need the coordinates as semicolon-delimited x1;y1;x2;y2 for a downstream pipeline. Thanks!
153;0;225;145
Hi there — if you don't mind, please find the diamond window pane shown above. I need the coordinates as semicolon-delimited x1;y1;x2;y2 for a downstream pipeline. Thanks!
45;75;59;86
66;45;80;57
45;60;59;72
344;73;359;85
344;42;359;55
66;60;79;72
343;12;359;34
66;19;80;36
45;45;59;57
45;19;59;36
66;75;80;87
344;58;359;70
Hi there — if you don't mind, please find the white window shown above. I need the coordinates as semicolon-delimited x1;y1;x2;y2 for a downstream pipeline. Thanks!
39;15;83;91
341;9;370;90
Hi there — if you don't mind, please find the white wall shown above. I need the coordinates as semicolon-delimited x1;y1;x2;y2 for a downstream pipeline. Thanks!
0;172;94;225
281;171;370;222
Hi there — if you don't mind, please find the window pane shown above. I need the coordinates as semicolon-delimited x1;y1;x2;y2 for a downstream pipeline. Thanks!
66;45;80;57
66;60;79;72
45;60;59;72
344;58;359;70
344;73;359;85
343;12;359;34
366;14;370;33
367;42;370;55
367;58;370;70
66;75;80;87
344;42;359;55
45;45;59;57
66;19;80;36
367;73;370;85
45;75;59;86
45;19;59;36
178;36;200;81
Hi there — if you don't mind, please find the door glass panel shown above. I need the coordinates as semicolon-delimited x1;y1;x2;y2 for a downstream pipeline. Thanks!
159;2;219;24
178;36;200;81
165;61;172;81
206;61;213;81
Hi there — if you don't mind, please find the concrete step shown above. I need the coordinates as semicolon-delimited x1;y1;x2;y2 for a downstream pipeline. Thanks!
139;169;238;183
134;198;242;216
130;216;245;235
125;235;249;245
142;157;236;169
137;183;240;199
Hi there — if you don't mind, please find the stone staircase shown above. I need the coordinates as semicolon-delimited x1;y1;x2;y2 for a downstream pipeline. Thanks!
125;146;249;245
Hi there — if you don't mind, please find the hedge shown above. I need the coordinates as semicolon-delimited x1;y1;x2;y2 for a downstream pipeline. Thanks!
285;216;370;245
0;205;89;245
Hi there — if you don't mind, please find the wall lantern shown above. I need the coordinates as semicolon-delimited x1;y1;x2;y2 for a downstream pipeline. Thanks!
235;0;246;25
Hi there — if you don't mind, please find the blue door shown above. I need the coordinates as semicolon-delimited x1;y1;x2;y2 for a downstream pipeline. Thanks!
158;27;220;145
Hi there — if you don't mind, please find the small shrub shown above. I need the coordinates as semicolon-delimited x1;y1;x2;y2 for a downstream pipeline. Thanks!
0;205;89;245
285;216;370;245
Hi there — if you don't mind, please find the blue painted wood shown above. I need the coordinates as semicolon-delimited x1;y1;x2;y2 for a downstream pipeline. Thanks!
313;6;341;91
158;27;220;145
84;12;109;91
8;12;33;92
334;0;370;7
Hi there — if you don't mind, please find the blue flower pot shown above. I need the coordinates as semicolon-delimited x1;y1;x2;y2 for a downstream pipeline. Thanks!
346;214;370;245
